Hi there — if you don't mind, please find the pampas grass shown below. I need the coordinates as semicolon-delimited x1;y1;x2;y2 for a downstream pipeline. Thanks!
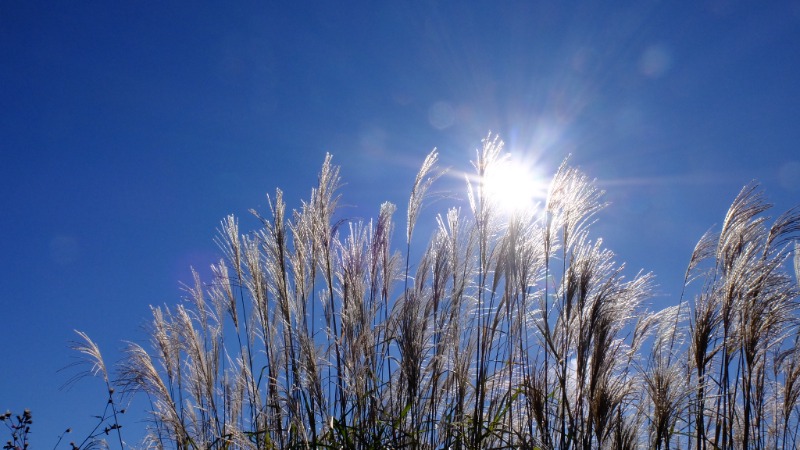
63;134;799;449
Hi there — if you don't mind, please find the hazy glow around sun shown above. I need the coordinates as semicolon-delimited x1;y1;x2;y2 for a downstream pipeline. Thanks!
483;155;549;214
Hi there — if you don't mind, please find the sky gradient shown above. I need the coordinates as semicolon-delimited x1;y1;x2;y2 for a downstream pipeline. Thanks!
2;1;800;446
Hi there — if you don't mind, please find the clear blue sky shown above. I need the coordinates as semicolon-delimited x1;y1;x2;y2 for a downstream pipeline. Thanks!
2;1;799;446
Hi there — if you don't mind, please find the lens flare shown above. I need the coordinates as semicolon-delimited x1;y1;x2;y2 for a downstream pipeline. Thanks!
483;156;548;214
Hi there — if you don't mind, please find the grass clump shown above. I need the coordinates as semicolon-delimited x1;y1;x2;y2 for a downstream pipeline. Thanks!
60;134;799;449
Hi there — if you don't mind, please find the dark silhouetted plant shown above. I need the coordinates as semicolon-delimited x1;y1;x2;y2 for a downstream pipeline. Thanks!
2;409;32;450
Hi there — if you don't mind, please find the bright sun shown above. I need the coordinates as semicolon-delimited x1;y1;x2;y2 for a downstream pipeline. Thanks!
483;156;548;214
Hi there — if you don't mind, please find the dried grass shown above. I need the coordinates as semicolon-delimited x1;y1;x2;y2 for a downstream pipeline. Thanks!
66;135;799;449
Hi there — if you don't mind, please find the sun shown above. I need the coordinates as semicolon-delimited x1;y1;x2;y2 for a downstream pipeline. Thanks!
483;156;548;214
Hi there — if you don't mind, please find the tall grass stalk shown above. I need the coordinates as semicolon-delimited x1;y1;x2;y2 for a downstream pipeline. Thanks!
70;135;799;449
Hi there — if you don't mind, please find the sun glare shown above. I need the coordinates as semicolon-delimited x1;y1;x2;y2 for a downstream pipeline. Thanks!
483;156;548;214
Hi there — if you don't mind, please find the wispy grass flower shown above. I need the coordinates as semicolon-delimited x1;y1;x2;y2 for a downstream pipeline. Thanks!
63;135;799;450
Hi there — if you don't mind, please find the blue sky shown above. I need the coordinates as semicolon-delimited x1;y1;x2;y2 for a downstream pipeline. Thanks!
2;1;800;446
